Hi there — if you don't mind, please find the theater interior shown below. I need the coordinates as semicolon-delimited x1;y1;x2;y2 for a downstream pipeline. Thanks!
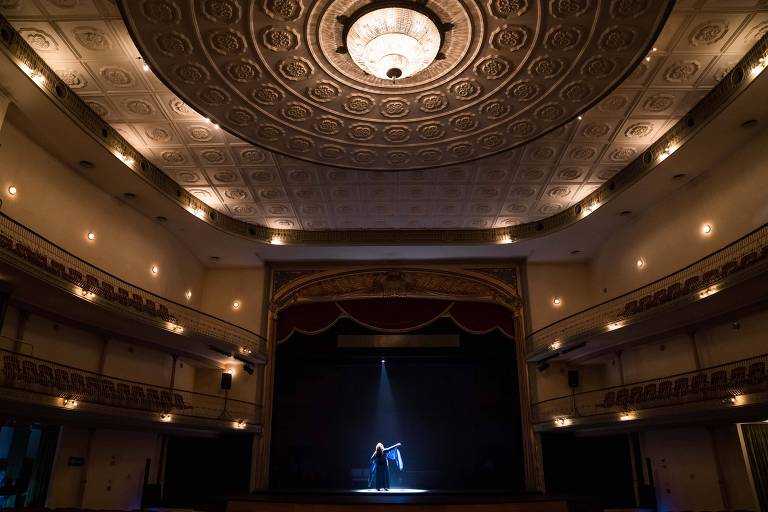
0;0;767;511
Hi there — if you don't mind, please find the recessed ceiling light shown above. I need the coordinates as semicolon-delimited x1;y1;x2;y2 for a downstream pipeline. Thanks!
232;300;241;310
577;115;583;121
87;232;95;241
636;258;645;269
185;290;192;300
552;297;561;306
702;224;712;234
151;265;159;274
7;185;17;195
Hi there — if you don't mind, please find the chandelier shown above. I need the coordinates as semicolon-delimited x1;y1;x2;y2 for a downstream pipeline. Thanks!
345;6;442;81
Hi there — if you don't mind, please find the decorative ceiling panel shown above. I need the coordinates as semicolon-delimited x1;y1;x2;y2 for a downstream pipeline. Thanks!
1;0;767;231
118;0;673;171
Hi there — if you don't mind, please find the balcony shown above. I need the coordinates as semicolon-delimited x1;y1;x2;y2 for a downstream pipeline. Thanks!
532;353;768;431
527;223;768;362
0;212;265;362
0;346;261;431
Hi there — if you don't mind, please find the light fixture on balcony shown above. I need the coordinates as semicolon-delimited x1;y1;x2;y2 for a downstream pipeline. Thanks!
554;417;571;427
345;5;442;81
239;346;252;356
160;413;172;422
619;412;636;421
63;398;78;409
234;419;247;429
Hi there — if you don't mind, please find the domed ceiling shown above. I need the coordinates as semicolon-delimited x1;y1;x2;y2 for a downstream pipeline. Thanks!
121;0;672;170
2;0;767;232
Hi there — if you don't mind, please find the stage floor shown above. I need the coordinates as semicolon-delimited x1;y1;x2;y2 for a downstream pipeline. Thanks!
225;489;578;512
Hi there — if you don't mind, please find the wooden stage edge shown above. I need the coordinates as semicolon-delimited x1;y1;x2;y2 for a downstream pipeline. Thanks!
225;490;576;512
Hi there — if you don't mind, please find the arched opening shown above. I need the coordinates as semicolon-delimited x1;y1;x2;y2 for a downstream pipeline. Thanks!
270;298;524;490
255;265;538;491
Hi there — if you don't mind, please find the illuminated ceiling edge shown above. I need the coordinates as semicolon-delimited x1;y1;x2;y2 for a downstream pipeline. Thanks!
0;15;766;247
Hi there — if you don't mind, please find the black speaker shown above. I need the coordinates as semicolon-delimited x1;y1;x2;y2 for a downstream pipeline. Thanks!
567;369;579;389
220;372;232;390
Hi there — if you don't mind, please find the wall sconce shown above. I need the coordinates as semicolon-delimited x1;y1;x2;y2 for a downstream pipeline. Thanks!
160;413;172;422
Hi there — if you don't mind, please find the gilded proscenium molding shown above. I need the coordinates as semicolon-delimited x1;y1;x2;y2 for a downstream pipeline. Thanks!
0;16;766;245
260;262;540;490
269;265;523;313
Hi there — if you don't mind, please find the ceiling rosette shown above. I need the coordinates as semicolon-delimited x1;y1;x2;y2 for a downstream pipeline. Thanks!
120;0;673;171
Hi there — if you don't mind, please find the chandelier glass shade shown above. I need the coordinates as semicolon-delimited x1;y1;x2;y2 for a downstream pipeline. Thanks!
346;6;441;80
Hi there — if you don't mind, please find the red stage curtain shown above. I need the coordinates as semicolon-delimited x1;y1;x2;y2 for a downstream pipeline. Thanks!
337;299;451;331
275;301;342;342
449;301;517;337
276;298;516;342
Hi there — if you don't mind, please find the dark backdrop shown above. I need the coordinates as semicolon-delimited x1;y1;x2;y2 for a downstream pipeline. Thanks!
269;316;525;490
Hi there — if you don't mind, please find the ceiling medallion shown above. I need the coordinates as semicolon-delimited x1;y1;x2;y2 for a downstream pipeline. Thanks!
121;0;673;170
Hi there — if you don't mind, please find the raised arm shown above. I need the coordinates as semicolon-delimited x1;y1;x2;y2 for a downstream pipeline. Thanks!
384;443;402;452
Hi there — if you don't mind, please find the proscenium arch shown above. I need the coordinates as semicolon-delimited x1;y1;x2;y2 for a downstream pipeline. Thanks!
253;264;542;492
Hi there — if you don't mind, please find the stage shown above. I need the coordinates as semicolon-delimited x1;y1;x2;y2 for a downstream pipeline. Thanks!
225;489;581;512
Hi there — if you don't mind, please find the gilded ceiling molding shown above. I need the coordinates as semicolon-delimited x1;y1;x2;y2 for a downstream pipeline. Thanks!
269;265;523;313
0;15;766;245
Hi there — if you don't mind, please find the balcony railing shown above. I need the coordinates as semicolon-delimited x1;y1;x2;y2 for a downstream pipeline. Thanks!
0;212;265;357
527;223;768;356
532;352;768;424
0;346;260;426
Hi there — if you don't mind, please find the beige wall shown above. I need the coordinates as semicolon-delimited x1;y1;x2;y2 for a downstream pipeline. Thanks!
589;126;768;301
526;262;595;332
47;426;90;509
0;118;205;304
48;427;161;510
200;267;266;336
642;424;756;511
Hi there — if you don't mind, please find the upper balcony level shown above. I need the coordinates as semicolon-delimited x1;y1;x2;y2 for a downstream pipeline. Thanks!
0;212;266;364
527;223;768;363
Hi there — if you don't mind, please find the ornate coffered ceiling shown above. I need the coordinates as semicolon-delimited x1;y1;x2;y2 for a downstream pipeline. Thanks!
120;0;672;171
1;0;768;232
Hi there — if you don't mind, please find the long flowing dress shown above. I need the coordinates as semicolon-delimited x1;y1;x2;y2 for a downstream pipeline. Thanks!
368;443;403;490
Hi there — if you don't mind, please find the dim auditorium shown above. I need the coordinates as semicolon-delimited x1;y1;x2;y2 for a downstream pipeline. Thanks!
0;1;767;511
